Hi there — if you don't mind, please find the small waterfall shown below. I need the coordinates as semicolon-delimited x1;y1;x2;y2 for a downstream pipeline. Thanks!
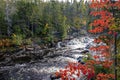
56;42;62;48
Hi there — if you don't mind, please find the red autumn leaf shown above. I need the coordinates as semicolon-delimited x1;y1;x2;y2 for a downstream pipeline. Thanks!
93;55;100;59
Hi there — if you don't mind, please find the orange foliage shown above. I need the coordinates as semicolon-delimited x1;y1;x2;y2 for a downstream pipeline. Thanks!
89;0;118;79
89;0;120;34
0;39;12;47
96;73;115;80
93;55;100;59
86;60;96;65
56;62;95;80
94;38;102;43
102;60;113;68
90;45;109;51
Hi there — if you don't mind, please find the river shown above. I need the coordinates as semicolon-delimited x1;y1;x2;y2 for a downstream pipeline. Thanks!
0;36;96;80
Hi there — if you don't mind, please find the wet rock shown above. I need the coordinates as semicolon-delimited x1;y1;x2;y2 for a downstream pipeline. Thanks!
50;73;61;80
0;69;9;80
77;56;83;62
80;50;89;54
12;55;31;63
26;47;34;51
0;53;5;61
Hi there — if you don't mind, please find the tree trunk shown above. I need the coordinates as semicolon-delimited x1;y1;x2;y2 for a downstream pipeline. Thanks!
5;0;12;36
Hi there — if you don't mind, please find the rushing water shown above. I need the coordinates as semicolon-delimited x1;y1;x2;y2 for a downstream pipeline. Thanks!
0;36;95;80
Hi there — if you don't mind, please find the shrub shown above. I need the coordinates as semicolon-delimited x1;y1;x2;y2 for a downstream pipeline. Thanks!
23;38;32;45
11;34;25;46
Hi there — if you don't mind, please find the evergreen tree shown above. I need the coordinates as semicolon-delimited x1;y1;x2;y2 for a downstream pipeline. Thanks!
0;0;6;37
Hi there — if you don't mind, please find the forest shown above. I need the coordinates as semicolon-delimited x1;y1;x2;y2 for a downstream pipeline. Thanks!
0;0;120;80
0;0;91;49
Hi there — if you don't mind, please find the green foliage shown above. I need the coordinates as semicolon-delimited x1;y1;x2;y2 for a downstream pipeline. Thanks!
23;38;32;45
117;43;120;79
60;16;69;40
0;0;7;35
94;65;113;74
12;25;22;34
117;54;120;79
0;0;91;47
11;34;25;46
12;24;33;37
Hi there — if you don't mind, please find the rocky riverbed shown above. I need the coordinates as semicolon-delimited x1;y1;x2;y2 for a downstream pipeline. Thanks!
0;36;94;80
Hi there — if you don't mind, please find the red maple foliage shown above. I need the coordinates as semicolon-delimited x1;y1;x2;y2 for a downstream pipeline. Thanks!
55;0;120;80
96;73;115;80
89;0;119;80
55;62;95;80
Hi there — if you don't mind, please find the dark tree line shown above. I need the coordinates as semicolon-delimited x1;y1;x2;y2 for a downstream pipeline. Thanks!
0;0;91;45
